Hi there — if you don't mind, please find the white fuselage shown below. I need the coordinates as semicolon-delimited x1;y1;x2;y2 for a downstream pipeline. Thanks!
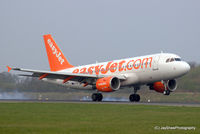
44;53;190;90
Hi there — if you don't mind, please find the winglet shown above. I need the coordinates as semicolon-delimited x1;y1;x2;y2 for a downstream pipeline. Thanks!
7;66;12;72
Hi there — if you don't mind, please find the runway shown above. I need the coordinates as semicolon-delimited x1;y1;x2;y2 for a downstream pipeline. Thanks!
0;99;200;107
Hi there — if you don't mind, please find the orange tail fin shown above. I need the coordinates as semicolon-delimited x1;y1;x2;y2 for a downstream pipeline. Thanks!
43;34;74;71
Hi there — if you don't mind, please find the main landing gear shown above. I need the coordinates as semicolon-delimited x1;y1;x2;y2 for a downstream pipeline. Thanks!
91;87;141;102
129;94;140;102
129;87;140;102
92;93;103;101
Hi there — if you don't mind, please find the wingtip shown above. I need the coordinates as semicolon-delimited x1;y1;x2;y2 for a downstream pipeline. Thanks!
7;66;12;72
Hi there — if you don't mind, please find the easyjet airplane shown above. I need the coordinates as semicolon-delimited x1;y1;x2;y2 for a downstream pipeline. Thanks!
7;34;190;102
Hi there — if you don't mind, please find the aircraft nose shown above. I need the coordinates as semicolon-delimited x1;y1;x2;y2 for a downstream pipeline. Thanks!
184;62;190;73
180;62;190;74
174;61;190;77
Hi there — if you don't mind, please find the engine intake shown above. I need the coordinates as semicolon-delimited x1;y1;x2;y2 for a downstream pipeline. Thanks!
96;77;120;92
167;79;177;92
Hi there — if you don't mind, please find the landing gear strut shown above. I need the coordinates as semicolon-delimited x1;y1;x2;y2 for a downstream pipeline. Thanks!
129;87;140;102
163;80;170;96
92;93;103;101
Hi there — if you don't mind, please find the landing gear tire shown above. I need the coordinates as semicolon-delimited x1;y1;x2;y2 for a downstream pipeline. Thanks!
92;93;103;101
97;93;103;101
129;94;140;102
163;90;170;95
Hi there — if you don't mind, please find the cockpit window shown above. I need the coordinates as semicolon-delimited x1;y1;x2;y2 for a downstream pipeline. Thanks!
175;58;181;61
166;58;170;63
166;57;182;63
170;58;175;62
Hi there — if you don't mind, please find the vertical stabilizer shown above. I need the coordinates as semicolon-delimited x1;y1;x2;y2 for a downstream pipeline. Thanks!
43;34;74;71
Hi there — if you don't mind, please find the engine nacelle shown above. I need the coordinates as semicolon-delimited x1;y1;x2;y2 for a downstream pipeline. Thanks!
96;77;120;92
167;79;177;92
151;79;177;93
152;81;165;93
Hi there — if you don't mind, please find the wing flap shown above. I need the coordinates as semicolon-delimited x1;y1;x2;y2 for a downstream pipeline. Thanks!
8;66;126;80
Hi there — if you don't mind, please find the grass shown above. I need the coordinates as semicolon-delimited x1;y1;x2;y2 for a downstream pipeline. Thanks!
0;103;199;134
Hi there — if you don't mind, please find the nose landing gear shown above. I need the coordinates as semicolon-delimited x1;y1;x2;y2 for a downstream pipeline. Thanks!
163;80;171;96
163;90;170;95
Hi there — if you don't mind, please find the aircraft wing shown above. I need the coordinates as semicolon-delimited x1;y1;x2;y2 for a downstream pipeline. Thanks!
7;66;126;82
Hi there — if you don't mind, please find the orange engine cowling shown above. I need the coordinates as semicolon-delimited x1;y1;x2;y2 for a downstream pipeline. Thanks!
151;80;177;93
96;77;120;92
153;82;165;93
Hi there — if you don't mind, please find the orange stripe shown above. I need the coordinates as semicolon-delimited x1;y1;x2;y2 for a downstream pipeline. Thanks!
63;76;75;83
39;73;48;80
83;82;89;87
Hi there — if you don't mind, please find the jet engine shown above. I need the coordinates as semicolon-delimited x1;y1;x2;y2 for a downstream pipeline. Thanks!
150;79;177;93
167;79;177;92
96;77;120;92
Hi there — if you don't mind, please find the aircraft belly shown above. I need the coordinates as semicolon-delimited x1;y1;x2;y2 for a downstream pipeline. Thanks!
42;78;93;90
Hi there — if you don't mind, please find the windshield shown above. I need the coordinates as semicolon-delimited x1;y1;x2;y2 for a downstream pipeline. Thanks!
166;58;181;63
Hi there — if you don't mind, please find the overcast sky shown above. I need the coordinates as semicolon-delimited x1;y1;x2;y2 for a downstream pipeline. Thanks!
0;0;199;72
